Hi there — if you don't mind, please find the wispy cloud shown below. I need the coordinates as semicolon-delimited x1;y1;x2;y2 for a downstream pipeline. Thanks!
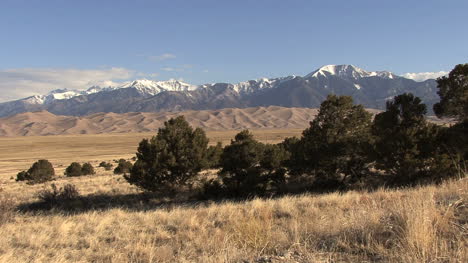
161;67;178;72
402;71;448;81
161;64;193;72
148;53;176;61
0;67;135;102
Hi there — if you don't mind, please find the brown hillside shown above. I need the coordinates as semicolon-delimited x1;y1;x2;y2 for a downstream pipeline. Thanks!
0;106;322;136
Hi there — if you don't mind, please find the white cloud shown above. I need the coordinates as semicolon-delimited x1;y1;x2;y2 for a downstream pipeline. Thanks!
0;67;135;102
161;65;193;72
402;71;448;81
148;53;176;61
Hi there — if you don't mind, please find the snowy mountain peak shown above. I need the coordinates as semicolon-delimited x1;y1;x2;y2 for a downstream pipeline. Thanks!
306;64;397;80
119;79;196;96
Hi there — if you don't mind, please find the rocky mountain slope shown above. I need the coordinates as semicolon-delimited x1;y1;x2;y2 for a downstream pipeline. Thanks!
0;65;439;117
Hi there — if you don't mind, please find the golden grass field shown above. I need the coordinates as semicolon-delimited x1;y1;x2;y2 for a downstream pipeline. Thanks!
0;129;467;262
0;129;302;181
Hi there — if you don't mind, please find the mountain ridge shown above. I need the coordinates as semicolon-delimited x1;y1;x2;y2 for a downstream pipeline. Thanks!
0;65;440;117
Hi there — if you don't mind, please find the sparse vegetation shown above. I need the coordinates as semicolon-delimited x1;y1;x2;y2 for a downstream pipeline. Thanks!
99;161;113;171
37;183;80;206
0;188;14;225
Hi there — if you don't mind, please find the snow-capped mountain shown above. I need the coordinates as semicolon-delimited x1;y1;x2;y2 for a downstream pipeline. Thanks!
0;65;440;118
19;79;196;106
305;65;397;80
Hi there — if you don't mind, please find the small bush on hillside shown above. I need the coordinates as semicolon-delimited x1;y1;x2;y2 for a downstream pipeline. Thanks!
37;184;80;206
114;159;133;174
65;162;82;177
99;161;113;171
81;163;95;175
16;159;55;184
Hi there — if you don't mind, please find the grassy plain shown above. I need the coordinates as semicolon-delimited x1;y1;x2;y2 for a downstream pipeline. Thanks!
0;129;303;180
0;129;466;262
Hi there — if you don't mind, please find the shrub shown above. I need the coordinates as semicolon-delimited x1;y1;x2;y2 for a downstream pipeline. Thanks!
218;130;269;197
16;159;55;183
114;159;133;174
37;184;80;206
81;163;95;175
99;161;113;171
16;171;28;181
125;116;209;192
205;142;223;169
65;162;82;177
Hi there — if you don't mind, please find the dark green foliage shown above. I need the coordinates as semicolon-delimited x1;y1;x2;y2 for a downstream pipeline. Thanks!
99;161;113;171
218;130;266;196
125;116;209;192
16;159;55;183
289;95;373;190
16;171;28;181
218;130;288;197
81;163;95;175
199;179;227;199
433;64;468;122
205;142;223;169
65;162;82;177
372;93;443;185
114;159;133;174
260;143;289;191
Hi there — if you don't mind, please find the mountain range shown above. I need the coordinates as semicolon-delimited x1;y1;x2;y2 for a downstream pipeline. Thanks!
0;65;439;118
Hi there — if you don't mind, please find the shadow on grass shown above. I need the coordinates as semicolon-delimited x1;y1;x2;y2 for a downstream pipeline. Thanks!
17;175;406;215
17;191;216;215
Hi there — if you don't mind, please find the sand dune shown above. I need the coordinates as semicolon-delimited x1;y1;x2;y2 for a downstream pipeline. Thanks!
0;106;322;136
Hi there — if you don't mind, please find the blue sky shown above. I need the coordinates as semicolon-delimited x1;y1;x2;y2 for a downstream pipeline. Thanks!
0;0;467;101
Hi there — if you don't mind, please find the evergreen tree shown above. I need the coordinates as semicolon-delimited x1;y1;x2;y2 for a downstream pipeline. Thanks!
205;142;223;169
372;93;437;185
433;64;468;167
290;95;373;190
218;130;266;196
217;130;289;196
433;63;468;122
125;116;209;192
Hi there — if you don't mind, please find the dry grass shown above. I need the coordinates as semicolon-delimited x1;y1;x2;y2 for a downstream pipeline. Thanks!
0;171;466;262
0;129;302;180
0;130;466;262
